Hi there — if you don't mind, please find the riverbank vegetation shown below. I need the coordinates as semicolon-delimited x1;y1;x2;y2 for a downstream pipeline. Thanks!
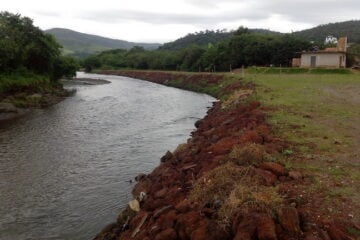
0;11;79;109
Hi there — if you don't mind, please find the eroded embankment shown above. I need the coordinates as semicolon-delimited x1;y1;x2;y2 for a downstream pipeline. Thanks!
94;70;357;240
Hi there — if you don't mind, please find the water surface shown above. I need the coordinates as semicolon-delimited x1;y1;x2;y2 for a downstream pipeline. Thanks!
0;73;215;240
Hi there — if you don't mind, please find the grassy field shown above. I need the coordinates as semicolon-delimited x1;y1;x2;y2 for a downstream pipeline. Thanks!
236;70;360;223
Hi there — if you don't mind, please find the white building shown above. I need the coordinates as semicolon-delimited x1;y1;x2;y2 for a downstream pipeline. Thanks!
298;37;347;68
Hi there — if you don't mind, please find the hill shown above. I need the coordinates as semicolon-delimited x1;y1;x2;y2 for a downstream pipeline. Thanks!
160;28;282;50
45;28;161;58
160;21;360;51
160;30;233;50
293;20;360;43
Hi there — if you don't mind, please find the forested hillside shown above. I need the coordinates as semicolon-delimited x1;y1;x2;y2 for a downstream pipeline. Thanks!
160;28;282;50
294;20;360;43
46;28;161;58
83;29;310;72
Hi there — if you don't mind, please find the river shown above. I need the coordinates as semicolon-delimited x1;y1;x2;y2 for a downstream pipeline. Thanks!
0;73;215;240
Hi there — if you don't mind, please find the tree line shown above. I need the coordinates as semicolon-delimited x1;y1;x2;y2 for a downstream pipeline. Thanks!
0;11;79;83
83;29;312;72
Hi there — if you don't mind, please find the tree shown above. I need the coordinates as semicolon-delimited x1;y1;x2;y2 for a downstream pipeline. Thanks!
0;11;78;80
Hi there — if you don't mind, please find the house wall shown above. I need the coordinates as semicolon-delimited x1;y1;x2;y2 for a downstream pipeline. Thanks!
300;53;346;68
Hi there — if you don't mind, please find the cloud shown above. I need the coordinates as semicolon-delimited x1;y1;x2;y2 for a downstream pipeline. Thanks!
1;0;359;43
33;10;61;18
257;0;360;24
78;8;269;27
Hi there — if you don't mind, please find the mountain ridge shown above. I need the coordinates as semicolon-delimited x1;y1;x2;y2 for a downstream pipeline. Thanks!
45;28;161;58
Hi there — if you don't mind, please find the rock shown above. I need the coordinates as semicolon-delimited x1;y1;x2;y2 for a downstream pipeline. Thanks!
129;199;140;212
131;212;148;238
278;176;288;182
195;119;203;128
93;222;118;240
135;173;147;182
175;199;191;213
29;93;42;99
259;162;287;176
191;223;208;240
289;171;302;180
257;216;277;240
327;223;355;240
232;212;258;240
277;207;301;236
155;228;177;240
0;102;18;113
161;151;173;162
153;205;173;219
303;234;320;240
138;192;147;202
200;208;215;217
117;205;137;227
154;188;168;199
256;168;278;186
132;180;151;197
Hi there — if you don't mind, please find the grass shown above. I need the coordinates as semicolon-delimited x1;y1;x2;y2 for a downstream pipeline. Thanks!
0;72;51;94
236;70;360;222
0;71;67;108
247;67;352;75
229;143;271;166
240;72;360;155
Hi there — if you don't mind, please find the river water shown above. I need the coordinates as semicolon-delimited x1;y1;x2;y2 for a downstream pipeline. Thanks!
0;73;215;240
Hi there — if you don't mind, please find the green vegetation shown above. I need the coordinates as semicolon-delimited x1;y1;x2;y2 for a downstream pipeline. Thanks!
45;28;161;58
0;72;50;93
243;72;360;152
160;29;233;50
0;12;79;99
293;20;360;44
84;30;310;72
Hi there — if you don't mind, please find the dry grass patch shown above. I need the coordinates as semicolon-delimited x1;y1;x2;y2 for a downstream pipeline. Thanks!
190;162;283;224
218;185;282;223
229;143;271;166
189;162;253;205
221;89;253;109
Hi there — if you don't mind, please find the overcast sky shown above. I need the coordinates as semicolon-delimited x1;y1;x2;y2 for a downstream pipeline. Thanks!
1;0;359;43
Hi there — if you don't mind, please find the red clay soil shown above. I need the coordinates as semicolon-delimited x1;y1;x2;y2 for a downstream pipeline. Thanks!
93;70;358;240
